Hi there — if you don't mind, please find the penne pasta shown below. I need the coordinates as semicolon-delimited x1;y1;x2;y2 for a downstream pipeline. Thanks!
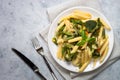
84;49;89;63
100;18;111;30
98;27;103;40
99;38;106;48
69;28;75;32
84;49;87;63
64;20;73;29
73;13;92;20
97;27;103;47
81;42;87;49
73;10;92;19
93;58;98;68
98;35;108;48
56;21;65;32
59;14;73;22
57;44;63;59
72;54;81;66
100;39;109;55
60;10;92;22
68;37;82;43
81;52;84;64
79;60;90;72
100;47;109;63
71;46;79;53
57;38;64;44
87;47;92;58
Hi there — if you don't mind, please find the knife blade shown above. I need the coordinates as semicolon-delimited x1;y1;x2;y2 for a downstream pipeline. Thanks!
11;48;47;80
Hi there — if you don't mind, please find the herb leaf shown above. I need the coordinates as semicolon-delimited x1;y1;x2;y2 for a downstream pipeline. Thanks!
84;20;97;32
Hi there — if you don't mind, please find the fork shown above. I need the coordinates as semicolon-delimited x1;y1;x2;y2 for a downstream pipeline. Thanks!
31;37;58;80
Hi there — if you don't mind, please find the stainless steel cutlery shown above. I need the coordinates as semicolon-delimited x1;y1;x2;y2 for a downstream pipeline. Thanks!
31;37;58;80
11;48;47;80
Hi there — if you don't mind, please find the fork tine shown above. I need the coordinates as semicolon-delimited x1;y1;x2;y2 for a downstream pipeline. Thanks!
31;37;41;50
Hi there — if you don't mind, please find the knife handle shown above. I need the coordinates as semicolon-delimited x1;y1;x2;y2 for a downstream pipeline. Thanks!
11;48;47;80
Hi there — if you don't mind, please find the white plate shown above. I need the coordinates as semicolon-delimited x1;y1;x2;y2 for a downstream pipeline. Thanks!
48;6;114;72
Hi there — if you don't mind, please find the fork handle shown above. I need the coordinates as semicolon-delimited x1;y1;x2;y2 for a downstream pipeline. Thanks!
43;56;53;73
42;56;58;80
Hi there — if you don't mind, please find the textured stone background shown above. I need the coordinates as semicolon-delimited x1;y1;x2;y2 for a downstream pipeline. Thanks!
0;0;120;80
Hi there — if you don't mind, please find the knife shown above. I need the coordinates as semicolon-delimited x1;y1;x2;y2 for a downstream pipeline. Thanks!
11;48;47;80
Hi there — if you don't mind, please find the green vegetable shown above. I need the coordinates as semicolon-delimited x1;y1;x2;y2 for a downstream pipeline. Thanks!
65;43;73;48
77;39;86;46
65;53;77;61
52;37;57;45
78;63;82;68
92;29;100;37
56;25;65;37
65;36;74;40
87;37;96;44
71;19;83;30
97;18;103;27
76;30;88;46
65;54;72;61
84;20;97;32
62;45;68;55
102;28;105;38
59;25;65;32
87;18;103;37
92;50;100;58
73;30;79;37
62;46;66;55
81;30;87;39
87;37;97;50
63;31;73;36
70;18;83;25
57;23;60;26
63;49;71;61
62;43;78;61
62;43;72;55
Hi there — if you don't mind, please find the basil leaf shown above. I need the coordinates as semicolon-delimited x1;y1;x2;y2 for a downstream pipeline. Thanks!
84;20;97;32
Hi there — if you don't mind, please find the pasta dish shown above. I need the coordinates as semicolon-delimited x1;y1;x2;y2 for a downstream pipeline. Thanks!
52;10;111;72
